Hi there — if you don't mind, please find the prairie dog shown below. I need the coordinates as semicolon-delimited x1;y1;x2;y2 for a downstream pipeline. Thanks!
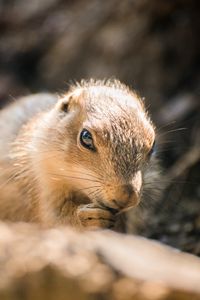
0;80;156;230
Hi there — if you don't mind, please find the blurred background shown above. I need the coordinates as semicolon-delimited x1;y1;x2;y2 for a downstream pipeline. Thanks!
0;0;200;254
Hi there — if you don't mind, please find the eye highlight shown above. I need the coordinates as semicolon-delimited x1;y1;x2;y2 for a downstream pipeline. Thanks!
80;129;95;151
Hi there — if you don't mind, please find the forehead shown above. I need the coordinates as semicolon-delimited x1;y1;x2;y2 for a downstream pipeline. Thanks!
84;86;154;140
83;86;147;127
85;86;154;153
85;85;142;111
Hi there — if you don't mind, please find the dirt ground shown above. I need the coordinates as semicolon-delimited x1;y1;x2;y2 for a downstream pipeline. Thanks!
0;0;200;254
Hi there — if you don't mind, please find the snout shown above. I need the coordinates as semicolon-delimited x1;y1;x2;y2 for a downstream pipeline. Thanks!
102;172;142;211
111;184;140;211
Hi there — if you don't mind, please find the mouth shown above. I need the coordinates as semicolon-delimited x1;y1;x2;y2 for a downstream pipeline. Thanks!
96;200;120;215
107;206;120;215
97;198;137;215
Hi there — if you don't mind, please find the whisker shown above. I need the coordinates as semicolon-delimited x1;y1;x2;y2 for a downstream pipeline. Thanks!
158;127;187;138
32;154;62;164
0;173;16;189
156;121;177;133
48;173;102;183
60;169;103;182
87;188;102;198
76;185;101;193
144;179;195;186
156;139;176;145
142;190;158;203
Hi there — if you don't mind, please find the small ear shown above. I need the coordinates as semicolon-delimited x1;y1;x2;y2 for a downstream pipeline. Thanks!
57;94;73;113
57;88;84;113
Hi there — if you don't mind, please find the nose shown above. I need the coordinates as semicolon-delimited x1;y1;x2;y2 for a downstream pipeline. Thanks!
121;184;134;199
112;184;139;210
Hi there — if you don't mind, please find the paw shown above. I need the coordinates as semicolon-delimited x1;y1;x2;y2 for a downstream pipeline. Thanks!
77;203;116;230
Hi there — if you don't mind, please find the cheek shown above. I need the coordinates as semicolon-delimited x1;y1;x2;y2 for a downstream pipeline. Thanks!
66;165;100;190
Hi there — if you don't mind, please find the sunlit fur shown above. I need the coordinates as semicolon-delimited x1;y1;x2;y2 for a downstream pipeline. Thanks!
0;79;157;229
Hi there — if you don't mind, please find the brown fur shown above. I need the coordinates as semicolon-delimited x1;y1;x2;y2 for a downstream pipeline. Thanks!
0;79;156;230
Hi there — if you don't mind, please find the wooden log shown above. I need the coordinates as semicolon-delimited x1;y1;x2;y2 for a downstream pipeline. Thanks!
0;222;200;300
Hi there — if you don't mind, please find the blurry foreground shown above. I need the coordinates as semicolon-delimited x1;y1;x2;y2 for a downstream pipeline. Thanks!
0;222;200;300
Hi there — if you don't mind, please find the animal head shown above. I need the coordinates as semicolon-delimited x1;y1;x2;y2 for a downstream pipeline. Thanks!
41;79;155;212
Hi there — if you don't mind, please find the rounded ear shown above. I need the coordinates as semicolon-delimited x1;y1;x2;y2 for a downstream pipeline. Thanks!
56;94;74;113
56;89;85;113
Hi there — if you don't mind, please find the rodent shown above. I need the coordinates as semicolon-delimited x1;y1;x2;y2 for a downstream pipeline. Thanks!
0;79;157;230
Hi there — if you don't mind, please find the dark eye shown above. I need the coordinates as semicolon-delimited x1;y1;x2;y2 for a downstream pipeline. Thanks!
148;141;156;157
80;129;95;151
